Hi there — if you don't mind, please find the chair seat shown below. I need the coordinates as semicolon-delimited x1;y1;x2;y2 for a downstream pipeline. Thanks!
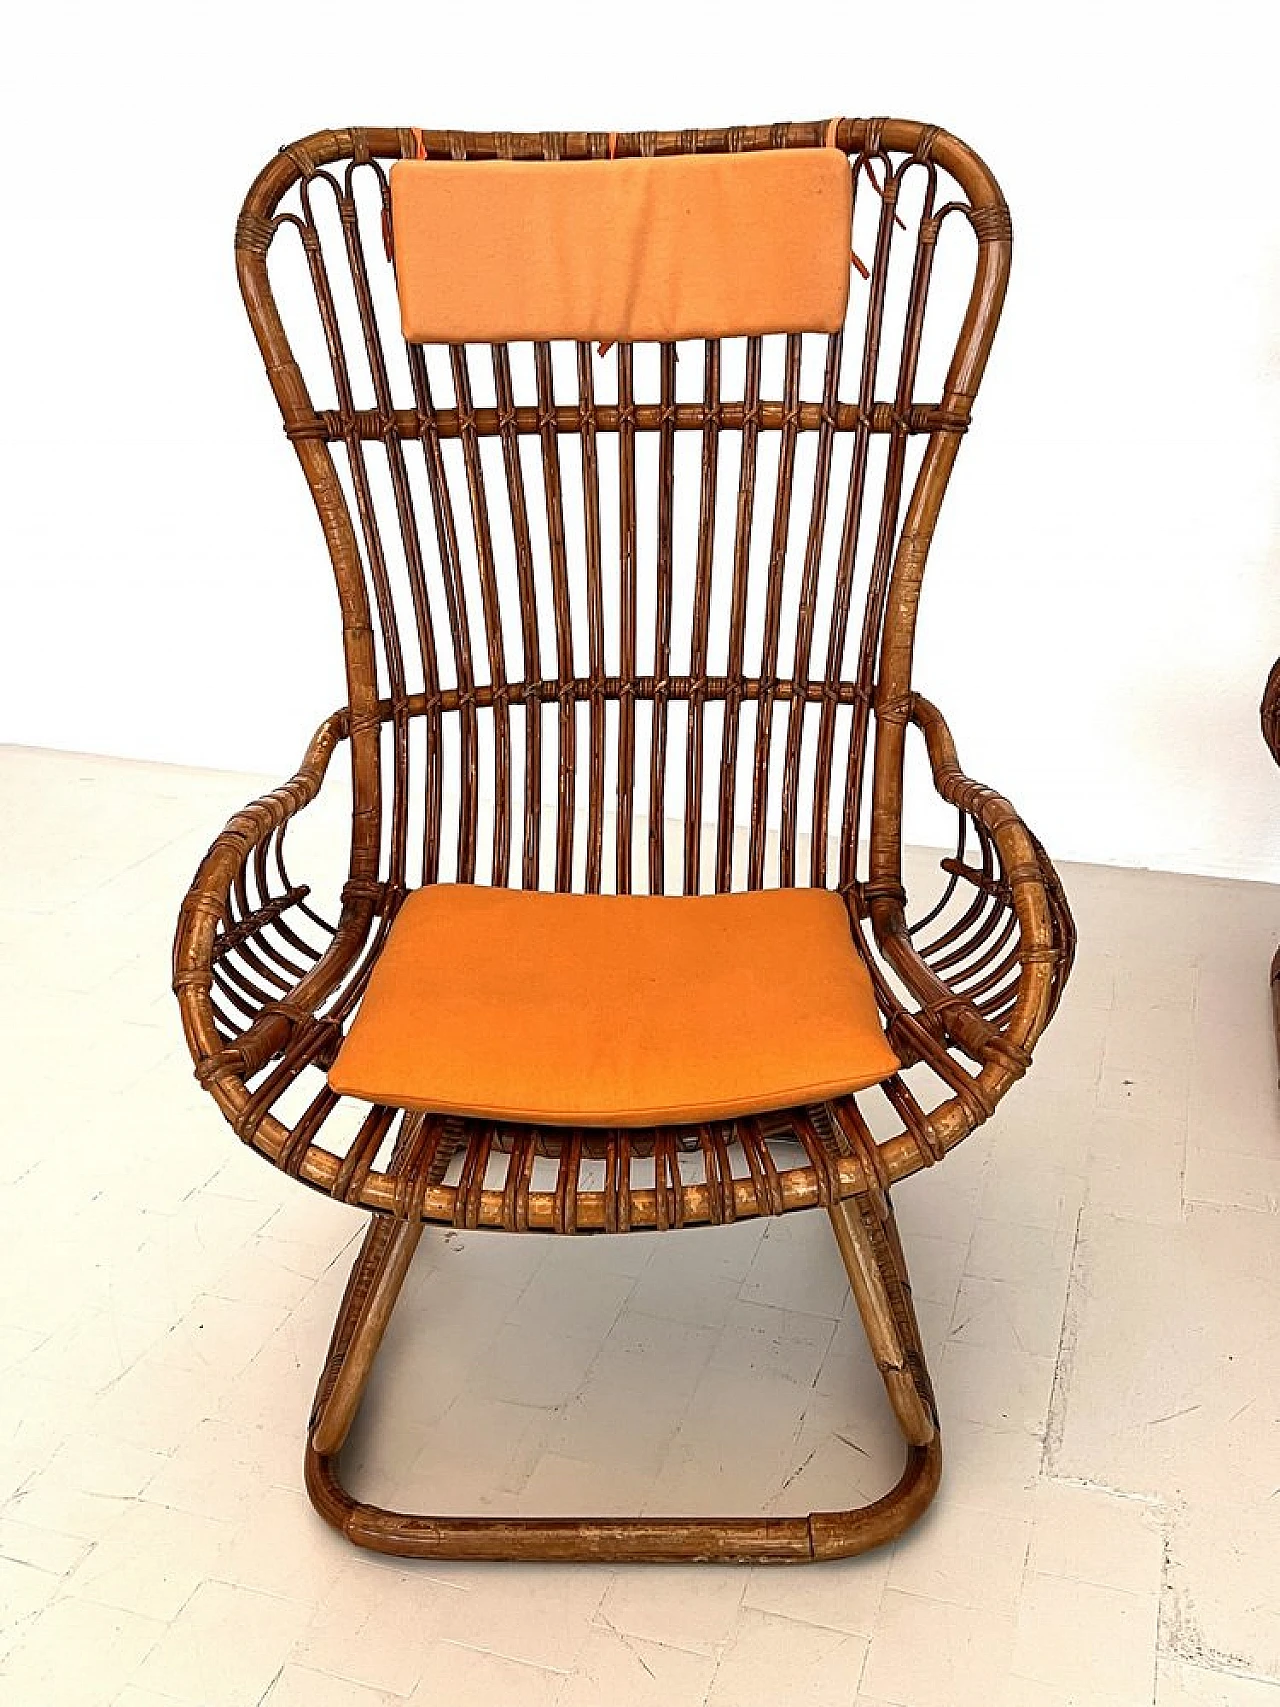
328;884;899;1127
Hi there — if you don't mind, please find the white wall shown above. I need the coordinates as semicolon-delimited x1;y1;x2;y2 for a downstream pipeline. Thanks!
3;0;1278;880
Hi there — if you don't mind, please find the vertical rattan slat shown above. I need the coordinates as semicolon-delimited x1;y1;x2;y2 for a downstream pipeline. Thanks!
577;343;608;891
407;345;482;883
837;154;936;889
302;172;413;890
748;333;804;889
449;345;514;885
648;341;679;894
616;343;639;893
814;155;910;887
339;162;447;891
715;336;763;892
779;333;843;886
492;344;545;888
684;340;722;894
533;341;578;891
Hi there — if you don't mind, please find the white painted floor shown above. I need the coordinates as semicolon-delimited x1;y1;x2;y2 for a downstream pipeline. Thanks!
1;744;1278;1707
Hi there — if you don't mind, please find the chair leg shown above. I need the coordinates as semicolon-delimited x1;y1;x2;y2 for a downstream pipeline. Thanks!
826;1192;937;1449
304;1196;942;1563
310;1212;424;1458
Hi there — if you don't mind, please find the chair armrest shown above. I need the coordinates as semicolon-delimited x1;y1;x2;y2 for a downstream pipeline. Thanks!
173;710;379;1090
865;693;1075;1094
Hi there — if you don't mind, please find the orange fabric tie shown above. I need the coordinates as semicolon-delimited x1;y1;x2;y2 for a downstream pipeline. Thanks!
826;119;906;281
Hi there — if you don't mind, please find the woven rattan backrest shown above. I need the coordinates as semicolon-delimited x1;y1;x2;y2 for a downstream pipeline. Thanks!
235;119;1011;901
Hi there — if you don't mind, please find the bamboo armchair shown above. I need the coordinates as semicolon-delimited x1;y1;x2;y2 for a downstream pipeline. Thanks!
173;117;1075;1563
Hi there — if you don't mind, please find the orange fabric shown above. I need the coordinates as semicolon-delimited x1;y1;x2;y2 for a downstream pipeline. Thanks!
328;885;898;1127
389;150;853;346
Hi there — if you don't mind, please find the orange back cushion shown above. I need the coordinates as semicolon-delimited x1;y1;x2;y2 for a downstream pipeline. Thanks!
389;149;853;346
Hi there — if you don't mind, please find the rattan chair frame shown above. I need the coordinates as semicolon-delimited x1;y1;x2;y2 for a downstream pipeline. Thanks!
1263;661;1280;1063
174;117;1075;1562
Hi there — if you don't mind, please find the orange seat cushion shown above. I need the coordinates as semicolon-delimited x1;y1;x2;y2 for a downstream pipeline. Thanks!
328;885;898;1127
389;149;852;345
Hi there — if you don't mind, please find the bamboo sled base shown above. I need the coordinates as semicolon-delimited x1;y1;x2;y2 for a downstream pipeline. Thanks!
303;1188;940;1562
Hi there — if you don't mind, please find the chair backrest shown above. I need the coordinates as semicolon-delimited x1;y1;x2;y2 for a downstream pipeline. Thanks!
235;118;1011;900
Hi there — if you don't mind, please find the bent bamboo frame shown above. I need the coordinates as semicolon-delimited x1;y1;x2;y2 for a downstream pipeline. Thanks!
304;1188;940;1562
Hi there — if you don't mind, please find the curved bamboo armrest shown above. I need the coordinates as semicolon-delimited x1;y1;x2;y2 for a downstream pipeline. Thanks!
173;710;379;1108
863;693;1075;1157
